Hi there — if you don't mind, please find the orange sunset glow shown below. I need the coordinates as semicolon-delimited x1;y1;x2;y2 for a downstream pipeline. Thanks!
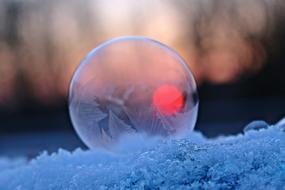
0;0;282;108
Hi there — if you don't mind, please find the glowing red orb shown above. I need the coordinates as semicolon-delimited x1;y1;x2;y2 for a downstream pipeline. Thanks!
152;85;184;115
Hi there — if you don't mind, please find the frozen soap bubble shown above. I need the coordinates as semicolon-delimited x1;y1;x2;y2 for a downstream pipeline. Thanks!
68;36;199;152
243;120;269;133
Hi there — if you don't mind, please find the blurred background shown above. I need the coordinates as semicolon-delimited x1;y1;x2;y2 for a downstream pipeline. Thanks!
0;0;285;157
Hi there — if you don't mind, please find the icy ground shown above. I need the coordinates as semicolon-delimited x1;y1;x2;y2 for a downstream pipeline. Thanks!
0;121;284;190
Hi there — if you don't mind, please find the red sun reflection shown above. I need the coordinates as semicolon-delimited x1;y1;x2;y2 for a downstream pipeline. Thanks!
152;85;184;115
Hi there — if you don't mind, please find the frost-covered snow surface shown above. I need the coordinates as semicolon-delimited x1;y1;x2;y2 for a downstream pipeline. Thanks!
0;123;284;190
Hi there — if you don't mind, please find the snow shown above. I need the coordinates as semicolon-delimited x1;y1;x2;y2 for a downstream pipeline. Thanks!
0;158;26;173
0;121;284;190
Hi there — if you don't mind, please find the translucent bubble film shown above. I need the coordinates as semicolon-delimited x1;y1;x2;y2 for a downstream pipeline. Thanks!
68;36;199;151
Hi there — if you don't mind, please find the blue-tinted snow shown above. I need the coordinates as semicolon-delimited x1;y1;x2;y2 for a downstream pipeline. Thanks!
0;158;26;173
0;122;284;190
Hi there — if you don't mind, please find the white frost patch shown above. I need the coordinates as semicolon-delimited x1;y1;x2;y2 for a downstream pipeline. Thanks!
0;126;284;190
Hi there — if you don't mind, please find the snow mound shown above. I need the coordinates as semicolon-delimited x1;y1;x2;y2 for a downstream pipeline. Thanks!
0;158;26;173
0;125;284;190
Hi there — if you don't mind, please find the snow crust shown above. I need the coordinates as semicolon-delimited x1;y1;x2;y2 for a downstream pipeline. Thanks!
0;123;284;190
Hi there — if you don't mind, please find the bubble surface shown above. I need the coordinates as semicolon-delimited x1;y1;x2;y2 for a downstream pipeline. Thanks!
243;120;269;133
68;36;199;151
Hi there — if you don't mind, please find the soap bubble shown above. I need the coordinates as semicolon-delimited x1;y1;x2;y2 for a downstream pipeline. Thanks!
68;36;199;152
243;120;269;133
